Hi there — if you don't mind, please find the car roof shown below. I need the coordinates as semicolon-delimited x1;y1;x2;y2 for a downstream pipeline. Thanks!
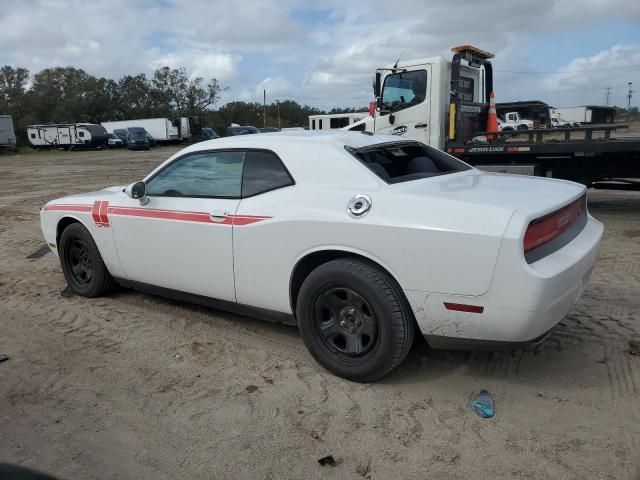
185;130;395;153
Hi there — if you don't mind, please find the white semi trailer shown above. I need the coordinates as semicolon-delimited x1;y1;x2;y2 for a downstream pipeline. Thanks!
27;123;108;149
553;106;617;125
101;117;195;142
0;115;17;150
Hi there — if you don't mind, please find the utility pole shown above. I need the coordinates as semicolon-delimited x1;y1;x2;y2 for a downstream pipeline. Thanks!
276;100;281;129
263;90;267;127
628;82;634;110
604;86;612;106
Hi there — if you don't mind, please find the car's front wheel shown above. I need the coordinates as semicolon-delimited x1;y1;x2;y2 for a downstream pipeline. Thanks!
296;258;415;382
59;222;116;297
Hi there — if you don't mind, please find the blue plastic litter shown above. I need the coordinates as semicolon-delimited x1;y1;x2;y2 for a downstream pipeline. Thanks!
470;390;494;418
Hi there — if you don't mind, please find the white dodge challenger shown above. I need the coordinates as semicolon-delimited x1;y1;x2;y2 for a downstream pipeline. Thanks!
41;132;603;381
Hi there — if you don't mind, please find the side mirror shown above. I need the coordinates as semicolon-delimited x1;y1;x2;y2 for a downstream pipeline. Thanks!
125;181;149;205
373;72;381;97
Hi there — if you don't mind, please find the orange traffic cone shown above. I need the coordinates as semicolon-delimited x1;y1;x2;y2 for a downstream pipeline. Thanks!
486;91;499;141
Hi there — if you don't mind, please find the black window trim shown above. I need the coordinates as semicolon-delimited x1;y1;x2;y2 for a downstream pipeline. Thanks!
144;148;295;200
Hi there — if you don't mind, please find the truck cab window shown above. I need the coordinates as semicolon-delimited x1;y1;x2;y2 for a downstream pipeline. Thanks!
381;70;427;114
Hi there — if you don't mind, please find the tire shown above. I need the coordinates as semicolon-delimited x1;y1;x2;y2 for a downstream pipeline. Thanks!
296;258;415;382
517;124;528;131
59;222;116;297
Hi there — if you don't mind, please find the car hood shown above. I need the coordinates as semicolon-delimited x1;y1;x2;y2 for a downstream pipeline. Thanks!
44;185;126;207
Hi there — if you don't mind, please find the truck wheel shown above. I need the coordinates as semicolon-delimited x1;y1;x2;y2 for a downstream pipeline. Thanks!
296;258;415;382
517;124;528;131
59;223;116;297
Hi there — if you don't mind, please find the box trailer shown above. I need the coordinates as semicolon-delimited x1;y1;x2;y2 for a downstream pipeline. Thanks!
0;115;17;151
554;106;617;125
102;118;179;142
27;123;108;149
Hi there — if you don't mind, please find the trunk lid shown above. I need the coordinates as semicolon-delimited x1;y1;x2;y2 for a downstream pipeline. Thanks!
389;169;586;219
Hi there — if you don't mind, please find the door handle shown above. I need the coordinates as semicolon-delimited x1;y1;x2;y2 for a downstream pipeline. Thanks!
415;122;428;129
210;210;228;222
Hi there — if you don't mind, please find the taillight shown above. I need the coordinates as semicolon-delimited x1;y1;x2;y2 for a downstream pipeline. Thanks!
524;198;583;253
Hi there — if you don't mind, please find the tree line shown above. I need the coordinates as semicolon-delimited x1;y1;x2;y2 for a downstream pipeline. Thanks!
0;65;366;145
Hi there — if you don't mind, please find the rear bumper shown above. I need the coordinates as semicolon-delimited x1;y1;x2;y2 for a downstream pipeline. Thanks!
406;215;603;345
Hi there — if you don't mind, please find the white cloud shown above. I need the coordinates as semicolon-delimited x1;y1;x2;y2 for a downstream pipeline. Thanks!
150;52;240;82
236;77;294;102
0;0;638;109
503;44;640;107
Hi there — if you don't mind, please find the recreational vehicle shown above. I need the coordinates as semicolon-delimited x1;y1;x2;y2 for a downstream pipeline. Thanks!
27;124;108;149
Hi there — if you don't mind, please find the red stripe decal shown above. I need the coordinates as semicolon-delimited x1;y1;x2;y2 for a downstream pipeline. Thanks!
44;204;92;213
99;200;110;226
109;206;214;223
91;201;102;225
232;215;272;226
45;203;271;227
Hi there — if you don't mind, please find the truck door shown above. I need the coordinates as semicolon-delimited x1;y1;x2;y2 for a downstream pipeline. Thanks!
375;65;431;144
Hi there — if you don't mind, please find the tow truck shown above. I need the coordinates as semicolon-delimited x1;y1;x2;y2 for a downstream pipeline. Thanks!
348;45;640;188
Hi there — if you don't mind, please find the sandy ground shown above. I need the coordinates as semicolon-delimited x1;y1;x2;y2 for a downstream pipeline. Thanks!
0;146;639;480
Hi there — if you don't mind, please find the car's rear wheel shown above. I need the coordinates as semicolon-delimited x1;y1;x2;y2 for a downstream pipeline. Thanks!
296;258;415;382
59;223;116;297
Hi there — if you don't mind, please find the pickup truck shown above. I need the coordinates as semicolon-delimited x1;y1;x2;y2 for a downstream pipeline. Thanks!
499;111;534;131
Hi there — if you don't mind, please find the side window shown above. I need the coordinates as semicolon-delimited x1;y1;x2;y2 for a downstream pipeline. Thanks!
318;119;323;130
330;118;340;129
349;123;365;131
242;150;293;197
312;119;316;130
146;151;245;198
381;70;427;113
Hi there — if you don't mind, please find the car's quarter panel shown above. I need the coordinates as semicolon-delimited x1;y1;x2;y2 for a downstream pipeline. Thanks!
109;195;240;301
41;187;129;279
233;185;508;314
412;213;603;343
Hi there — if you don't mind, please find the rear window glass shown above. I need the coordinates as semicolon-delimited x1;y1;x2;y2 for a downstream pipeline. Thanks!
347;142;471;184
242;150;293;197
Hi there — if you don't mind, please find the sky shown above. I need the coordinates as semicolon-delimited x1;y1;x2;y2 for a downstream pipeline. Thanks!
1;0;639;110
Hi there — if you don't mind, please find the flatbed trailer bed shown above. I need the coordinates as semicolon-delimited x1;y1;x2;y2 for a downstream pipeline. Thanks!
446;124;640;187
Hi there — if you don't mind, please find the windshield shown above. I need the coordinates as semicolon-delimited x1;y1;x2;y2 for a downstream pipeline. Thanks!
347;141;471;184
381;70;427;113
